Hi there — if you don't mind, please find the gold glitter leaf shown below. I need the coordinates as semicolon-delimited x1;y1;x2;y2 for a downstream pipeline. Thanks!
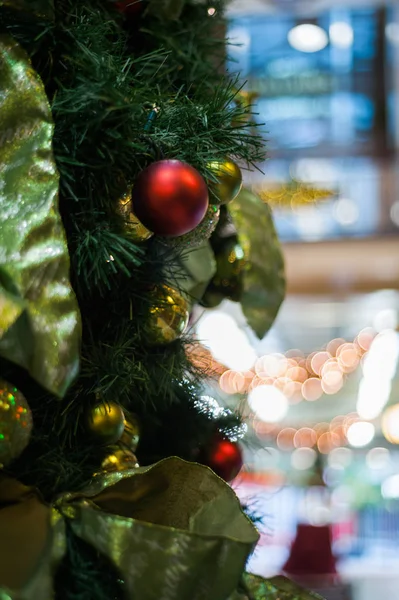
0;35;81;397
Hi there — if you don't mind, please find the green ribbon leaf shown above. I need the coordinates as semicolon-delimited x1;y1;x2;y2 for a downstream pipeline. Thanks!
228;188;285;339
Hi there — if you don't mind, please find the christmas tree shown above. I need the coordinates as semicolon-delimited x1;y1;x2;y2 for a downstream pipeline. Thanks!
0;1;318;598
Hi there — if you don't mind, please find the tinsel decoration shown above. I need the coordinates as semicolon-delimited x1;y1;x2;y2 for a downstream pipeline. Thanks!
232;89;259;127
159;204;220;250
145;283;189;345
254;181;337;208
0;35;81;397
0;380;33;468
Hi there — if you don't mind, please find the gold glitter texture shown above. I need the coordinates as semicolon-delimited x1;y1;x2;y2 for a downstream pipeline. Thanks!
0;36;81;397
145;284;189;345
0;380;32;468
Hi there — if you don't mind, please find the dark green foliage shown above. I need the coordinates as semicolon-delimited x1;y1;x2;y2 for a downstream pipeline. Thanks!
0;1;266;596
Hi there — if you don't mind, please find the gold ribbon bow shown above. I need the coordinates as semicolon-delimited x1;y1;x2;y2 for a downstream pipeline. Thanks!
0;457;260;600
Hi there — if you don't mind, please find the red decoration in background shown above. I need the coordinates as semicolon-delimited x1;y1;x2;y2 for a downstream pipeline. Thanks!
203;434;243;482
115;0;145;17
283;523;337;580
132;160;209;237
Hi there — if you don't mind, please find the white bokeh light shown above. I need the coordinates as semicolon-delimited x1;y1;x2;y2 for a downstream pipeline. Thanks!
288;24;328;53
329;22;354;48
347;421;375;448
197;311;257;371
382;474;399;499
291;448;317;471
248;385;288;423
366;447;391;471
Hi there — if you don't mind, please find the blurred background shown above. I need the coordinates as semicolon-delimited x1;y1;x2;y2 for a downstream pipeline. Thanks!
194;1;399;598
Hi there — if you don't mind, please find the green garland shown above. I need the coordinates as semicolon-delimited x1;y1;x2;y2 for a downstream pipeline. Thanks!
0;1;266;597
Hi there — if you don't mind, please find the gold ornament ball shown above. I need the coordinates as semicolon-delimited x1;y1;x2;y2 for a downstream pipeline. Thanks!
146;284;189;345
207;158;243;205
120;413;141;452
86;401;126;445
101;448;139;473
115;187;153;243
159;204;220;250
0;380;32;468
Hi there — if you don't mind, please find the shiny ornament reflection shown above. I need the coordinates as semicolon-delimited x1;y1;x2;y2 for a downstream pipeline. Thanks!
146;284;189;345
207;158;242;205
114;187;153;242
86;401;125;445
0;380;32;468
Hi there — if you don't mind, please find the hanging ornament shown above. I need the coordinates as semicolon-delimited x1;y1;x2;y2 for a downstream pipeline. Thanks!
203;434;243;482
114;186;153;243
120;413;141;452
202;236;245;305
207;158;242;205
100;447;139;473
132;160;209;237
232;90;259;127
145;283;189;344
0;380;32;468
114;0;146;17
85;401;126;445
159;204;220;250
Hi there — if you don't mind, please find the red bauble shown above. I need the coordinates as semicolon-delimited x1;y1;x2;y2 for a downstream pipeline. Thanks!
132;160;209;237
115;0;145;17
204;435;243;482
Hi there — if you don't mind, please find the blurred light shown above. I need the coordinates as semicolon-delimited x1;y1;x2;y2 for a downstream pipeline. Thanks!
195;395;223;417
323;466;341;487
318;432;339;454
207;7;216;16
283;380;303;404
362;330;399;382
288;24;328;53
329;447;353;470
347;421;375;448
321;369;343;395
224;422;248;442
357;377;392;420
373;309;398;332
334;198;359;226
382;474;399;499
337;343;360;372
277;427;297;451
311;351;331;376
386;23;399;46
248;385;288;423
366;447;391;470
329;22;354;48
357;328;376;352
294;428;317;448
332;485;354;507
302;377;323;401
291;448;317;470
382;404;399;444
327;338;346;356
286;366;308;383
254;447;280;469
219;370;247;395
197;312;257;371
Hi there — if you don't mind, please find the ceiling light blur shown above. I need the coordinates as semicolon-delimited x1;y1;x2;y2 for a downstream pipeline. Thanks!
329;22;354;49
288;24;328;53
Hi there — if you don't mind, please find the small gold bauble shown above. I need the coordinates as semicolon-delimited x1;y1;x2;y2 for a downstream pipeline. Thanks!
204;237;246;303
120;413;140;452
232;90;259;126
159;204;220;250
101;448;139;473
207;158;243;205
115;188;153;242
0;380;32;468
86;401;125;446
146;284;189;345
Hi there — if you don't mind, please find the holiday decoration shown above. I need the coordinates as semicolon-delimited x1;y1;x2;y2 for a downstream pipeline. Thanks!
0;380;32;468
203;236;245;305
207;158;242;205
178;242;217;306
0;36;81;398
232;89;259;126
241;574;322;600
115;0;146;17
132;159;209;236
0;0;54;18
203;434;243;482
120;413;141;451
255;180;337;208
114;187;153;242
160;204;220;250
229;188;285;338
145;283;189;344
0;458;259;600
100;447;139;472
86;401;125;445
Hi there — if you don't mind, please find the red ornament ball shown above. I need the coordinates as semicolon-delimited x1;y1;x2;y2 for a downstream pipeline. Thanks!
204;435;243;482
115;0;145;17
132;160;209;237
